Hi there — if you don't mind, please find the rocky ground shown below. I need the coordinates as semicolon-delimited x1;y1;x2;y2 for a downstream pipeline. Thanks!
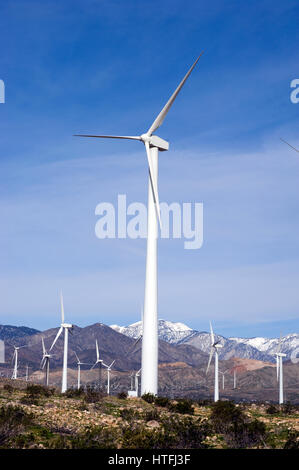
0;378;298;449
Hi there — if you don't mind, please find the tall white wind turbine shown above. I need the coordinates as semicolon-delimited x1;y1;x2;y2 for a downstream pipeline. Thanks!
11;345;26;380
50;293;73;393
206;322;223;402
75;53;203;395
275;335;286;405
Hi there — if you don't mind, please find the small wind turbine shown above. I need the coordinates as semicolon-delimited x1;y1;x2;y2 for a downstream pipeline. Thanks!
91;340;105;390
74;352;90;390
102;360;115;395
219;370;229;390
25;364;29;382
233;369;237;389
11;345;26;380
75;53;203;395
275;335;286;405
41;337;52;386
50;293;73;393
206;322;223;402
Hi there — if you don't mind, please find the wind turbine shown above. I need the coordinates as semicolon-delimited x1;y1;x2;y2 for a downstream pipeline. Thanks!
233;369;237;389
75;53;203;395
11;345;26;380
206;322;223;402
74;352;90;390
102;360;115;395
50;293;73;393
275;335;286;405
91;340;105;390
41;337;52;386
219;370;228;390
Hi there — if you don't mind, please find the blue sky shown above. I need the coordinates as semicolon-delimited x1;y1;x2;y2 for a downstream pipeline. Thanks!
0;0;298;338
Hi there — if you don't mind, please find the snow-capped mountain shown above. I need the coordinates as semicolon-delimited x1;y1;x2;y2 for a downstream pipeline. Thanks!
229;334;299;359
110;319;193;344
110;320;299;363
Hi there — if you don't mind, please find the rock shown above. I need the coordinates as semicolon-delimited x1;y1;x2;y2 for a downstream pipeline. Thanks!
146;420;160;429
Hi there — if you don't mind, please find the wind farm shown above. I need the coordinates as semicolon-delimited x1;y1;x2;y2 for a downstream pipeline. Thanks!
0;0;299;452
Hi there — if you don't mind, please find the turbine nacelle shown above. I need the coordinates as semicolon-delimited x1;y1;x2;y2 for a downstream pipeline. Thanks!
61;323;73;329
140;134;169;151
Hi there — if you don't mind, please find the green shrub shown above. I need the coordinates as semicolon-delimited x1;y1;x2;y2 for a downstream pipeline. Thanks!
20;396;40;406
141;393;156;404
3;384;14;394
210;401;266;448
121;416;209;449
282;402;296;415
227;419;266;448
117;391;128;400
119;408;139;421
284;431;299;449
210;401;244;432
84;386;105;403
0;405;33;446
26;384;54;398
65;388;85;399
144;408;160;422
169;399;194;415
266;404;279;415
154;396;170;407
71;426;119;449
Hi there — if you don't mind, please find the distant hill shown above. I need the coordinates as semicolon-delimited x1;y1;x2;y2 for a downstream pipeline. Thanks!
0;325;40;341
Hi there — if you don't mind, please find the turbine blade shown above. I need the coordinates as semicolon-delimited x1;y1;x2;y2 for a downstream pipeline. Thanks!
209;321;215;345
74;352;80;363
109;360;116;368
147;52;203;136
74;134;141;141
276;355;279;381
145;141;162;228
42;338;46;355
206;349;214;375
60;292;65;324
96;340;99;361
41;358;47;370
90;361;97;370
49;326;63;351
280;138;299;152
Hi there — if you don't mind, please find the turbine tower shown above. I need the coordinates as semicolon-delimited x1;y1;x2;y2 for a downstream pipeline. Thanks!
206;322;223;402
41;337;52;386
102;360;115;395
75;54;203;395
275;335;286;405
50;293;73;393
11;345;26;380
